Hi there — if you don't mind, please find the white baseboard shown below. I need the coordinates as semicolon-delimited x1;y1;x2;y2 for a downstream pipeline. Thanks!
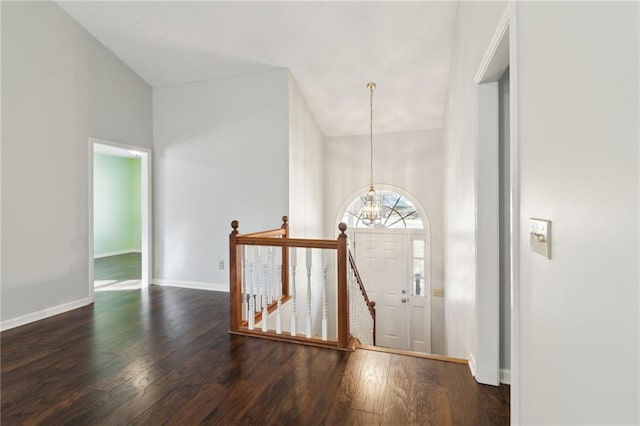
0;297;91;332
468;352;477;378
94;249;141;259
152;279;228;292
500;368;511;385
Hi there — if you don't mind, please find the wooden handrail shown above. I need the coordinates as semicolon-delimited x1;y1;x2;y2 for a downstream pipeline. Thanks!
239;228;287;238
348;250;376;346
236;237;338;250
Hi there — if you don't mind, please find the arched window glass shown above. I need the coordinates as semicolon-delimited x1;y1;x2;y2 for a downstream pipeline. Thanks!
341;190;424;229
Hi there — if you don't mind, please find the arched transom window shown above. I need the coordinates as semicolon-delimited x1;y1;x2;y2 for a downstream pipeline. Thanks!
341;190;424;229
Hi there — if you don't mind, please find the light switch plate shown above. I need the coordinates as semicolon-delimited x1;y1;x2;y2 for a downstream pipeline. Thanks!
529;218;551;259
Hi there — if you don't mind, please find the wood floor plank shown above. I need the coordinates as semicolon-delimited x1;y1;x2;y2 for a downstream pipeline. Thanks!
1;287;510;424
344;408;382;425
380;355;419;424
350;350;391;414
322;348;369;424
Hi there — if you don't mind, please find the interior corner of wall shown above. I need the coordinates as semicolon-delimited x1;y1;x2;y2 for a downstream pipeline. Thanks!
468;352;477;377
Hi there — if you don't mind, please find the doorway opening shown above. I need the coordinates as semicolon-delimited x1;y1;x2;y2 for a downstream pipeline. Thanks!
88;138;151;300
339;186;432;353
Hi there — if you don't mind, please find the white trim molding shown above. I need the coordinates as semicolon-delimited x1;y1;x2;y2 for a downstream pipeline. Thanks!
500;368;511;385
152;279;228;293
0;297;91;331
94;249;142;259
508;2;521;424
471;2;513;389
474;3;511;84
468;352;478;378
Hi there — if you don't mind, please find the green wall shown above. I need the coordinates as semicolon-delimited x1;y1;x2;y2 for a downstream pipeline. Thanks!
93;153;141;256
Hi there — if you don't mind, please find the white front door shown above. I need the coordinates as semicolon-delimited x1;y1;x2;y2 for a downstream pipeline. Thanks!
353;231;430;352
354;231;407;349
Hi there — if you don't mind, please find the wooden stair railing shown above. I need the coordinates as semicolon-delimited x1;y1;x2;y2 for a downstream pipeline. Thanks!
348;250;376;346
229;216;356;351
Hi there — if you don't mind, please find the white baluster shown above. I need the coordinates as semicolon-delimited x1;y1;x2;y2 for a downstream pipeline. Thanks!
248;247;255;315
322;260;328;341
276;299;282;334
263;247;268;312
276;264;282;302
248;295;255;330
273;248;280;302
290;247;297;336
267;246;274;304
255;247;262;312
306;248;312;339
262;251;269;332
241;253;247;322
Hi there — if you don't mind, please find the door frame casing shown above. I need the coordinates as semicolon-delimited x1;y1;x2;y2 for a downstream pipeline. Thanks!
88;137;152;301
472;3;520;413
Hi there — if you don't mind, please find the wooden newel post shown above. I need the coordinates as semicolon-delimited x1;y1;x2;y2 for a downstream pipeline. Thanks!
337;222;350;348
281;215;289;297
229;220;242;332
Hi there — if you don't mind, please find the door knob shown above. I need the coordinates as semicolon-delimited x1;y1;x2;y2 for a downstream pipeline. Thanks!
401;298;407;303
401;290;406;294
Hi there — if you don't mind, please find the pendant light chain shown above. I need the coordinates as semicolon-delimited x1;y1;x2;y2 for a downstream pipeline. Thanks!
368;82;376;189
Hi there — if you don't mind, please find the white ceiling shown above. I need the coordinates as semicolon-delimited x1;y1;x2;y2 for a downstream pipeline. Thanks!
58;1;458;137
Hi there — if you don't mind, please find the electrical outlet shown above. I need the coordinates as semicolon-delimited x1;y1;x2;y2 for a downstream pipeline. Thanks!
219;260;224;270
433;288;445;297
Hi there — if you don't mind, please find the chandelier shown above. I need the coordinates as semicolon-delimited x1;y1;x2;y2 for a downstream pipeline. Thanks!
362;82;381;226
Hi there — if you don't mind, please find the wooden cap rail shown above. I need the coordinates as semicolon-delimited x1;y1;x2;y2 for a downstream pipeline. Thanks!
229;216;353;350
236;237;338;250
239;228;287;238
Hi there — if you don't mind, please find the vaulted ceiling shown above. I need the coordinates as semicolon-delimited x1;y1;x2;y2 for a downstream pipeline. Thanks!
58;2;458;137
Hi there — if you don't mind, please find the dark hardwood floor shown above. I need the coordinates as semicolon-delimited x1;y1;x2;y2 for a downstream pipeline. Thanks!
94;252;141;281
1;287;509;425
94;252;142;291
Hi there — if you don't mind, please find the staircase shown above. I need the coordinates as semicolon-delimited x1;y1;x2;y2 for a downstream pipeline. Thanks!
228;216;375;351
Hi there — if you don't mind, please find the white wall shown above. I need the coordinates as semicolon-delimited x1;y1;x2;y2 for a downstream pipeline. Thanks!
1;1;152;326
515;2;639;424
288;75;328;336
288;75;325;239
323;129;445;353
442;0;507;363
152;69;290;288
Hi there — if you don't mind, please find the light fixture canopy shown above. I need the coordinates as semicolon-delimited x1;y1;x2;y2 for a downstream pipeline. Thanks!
362;82;381;226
